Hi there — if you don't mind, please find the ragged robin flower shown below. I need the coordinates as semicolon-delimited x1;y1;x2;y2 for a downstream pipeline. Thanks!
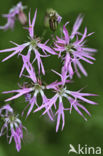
54;14;97;83
3;58;54;120
0;9;56;75
0;2;27;30
0;104;26;152
34;75;97;132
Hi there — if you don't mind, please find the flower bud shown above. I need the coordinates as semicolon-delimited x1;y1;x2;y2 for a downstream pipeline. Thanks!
18;10;27;25
44;8;62;31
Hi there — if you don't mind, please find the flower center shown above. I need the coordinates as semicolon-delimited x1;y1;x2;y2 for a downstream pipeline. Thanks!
58;87;66;97
9;114;16;123
30;39;37;48
30;37;41;49
34;83;44;92
66;44;73;50
66;43;77;59
66;43;76;52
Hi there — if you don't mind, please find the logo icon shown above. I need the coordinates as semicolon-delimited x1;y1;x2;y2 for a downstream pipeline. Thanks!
68;144;102;155
68;144;78;154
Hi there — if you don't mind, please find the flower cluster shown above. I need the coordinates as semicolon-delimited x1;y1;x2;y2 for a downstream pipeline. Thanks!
0;2;97;152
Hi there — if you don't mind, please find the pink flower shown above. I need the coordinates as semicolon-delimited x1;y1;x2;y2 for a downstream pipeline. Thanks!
54;15;97;83
0;9;55;75
0;104;26;152
3;61;54;120
0;2;27;30
34;80;97;132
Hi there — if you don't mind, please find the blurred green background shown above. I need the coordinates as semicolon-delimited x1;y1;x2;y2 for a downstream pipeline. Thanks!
0;0;103;156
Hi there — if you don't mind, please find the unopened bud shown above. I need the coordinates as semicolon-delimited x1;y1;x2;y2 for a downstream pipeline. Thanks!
18;11;27;25
44;8;62;31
